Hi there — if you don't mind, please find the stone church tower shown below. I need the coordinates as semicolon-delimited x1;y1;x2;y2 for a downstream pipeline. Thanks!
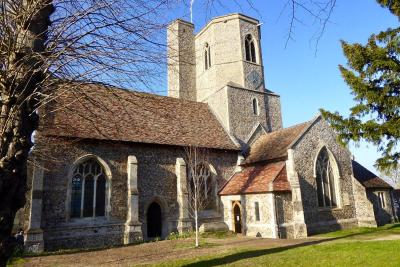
167;14;283;146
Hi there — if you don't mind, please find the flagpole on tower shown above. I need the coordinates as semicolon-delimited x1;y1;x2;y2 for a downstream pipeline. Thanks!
190;0;195;23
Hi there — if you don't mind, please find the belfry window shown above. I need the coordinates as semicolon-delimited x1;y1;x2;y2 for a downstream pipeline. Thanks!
204;43;211;70
245;34;256;63
70;158;107;218
315;147;338;208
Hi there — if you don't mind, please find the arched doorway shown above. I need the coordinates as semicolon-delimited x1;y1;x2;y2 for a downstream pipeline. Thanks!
147;202;162;238
232;201;242;234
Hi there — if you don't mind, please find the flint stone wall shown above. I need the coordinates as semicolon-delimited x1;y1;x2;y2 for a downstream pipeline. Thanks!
367;189;394;226
227;86;269;143
291;118;360;234
352;177;377;227
275;192;295;238
220;193;277;238
25;135;237;251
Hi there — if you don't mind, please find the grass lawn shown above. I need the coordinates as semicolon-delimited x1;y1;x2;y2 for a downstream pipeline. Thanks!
153;224;400;267
154;240;400;267
317;223;400;240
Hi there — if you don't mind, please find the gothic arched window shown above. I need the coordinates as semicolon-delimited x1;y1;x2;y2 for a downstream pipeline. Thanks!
315;147;338;208
70;158;108;218
204;43;211;70
252;98;259;115
189;163;215;209
245;34;256;63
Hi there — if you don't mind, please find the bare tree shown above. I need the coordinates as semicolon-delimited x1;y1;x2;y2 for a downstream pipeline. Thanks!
0;0;173;264
283;0;337;49
184;146;213;247
197;0;337;50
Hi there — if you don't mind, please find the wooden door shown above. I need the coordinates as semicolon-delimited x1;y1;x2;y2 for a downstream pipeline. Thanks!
233;202;242;234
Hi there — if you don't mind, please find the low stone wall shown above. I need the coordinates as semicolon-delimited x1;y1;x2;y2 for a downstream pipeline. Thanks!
43;222;126;251
306;218;358;235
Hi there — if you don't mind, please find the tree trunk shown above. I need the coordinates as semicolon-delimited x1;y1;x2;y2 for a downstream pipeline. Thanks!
194;184;199;247
195;208;199;247
0;1;54;265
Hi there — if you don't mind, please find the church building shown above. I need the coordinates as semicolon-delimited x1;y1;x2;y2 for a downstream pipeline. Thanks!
16;13;396;252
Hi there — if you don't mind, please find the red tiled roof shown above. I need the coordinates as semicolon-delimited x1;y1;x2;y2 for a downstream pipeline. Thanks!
219;161;291;195
39;83;239;150
352;160;392;189
244;122;311;164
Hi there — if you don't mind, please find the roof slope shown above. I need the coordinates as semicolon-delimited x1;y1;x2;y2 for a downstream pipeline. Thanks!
245;122;311;164
219;161;291;195
352;160;392;189
40;83;238;150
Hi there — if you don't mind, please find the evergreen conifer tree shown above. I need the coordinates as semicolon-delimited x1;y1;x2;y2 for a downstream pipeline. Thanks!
321;1;400;169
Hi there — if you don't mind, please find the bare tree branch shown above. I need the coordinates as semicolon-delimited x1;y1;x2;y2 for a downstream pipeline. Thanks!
184;146;213;247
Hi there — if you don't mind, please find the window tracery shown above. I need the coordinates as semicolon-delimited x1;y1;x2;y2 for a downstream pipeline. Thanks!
315;147;338;208
245;34;256;63
70;159;107;218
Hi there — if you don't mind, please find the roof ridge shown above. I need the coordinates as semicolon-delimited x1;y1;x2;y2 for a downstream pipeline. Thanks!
70;81;208;106
273;120;312;133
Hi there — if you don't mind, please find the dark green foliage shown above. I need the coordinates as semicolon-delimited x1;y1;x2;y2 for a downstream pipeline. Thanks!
377;0;400;16
321;1;400;170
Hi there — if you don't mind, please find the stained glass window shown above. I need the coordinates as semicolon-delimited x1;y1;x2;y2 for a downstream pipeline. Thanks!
70;159;107;218
71;174;82;218
316;148;337;208
96;174;106;216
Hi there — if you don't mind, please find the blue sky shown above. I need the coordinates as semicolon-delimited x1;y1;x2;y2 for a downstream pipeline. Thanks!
173;0;397;174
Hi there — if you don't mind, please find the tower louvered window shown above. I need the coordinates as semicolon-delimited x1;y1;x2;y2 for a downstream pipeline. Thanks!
245;34;256;63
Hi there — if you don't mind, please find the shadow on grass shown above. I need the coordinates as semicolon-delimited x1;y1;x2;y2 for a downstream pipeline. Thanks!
386;224;400;230
181;238;336;267
183;224;400;267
